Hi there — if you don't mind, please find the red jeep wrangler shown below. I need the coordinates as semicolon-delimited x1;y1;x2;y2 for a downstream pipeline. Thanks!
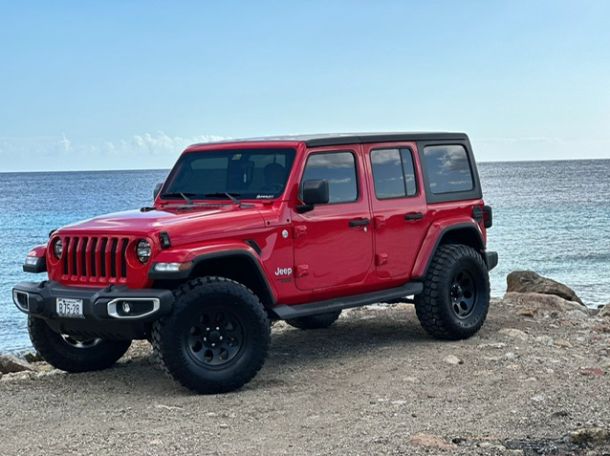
13;133;496;394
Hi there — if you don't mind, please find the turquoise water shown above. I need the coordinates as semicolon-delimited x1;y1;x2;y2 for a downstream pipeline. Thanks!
1;160;609;352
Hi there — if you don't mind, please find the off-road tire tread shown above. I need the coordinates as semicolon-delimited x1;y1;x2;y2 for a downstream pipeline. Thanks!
151;276;270;394
28;316;131;372
415;244;490;340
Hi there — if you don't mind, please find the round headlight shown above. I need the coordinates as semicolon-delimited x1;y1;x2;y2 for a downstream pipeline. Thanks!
136;240;152;264
53;239;63;259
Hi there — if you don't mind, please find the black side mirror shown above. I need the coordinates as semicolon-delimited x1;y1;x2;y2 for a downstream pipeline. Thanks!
153;182;163;200
298;179;329;213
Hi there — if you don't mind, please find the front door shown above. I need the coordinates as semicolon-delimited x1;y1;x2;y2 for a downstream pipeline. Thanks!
364;143;428;280
292;148;374;290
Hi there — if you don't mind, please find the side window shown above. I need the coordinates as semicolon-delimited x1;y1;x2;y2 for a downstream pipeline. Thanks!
423;145;474;194
370;148;417;199
302;152;358;203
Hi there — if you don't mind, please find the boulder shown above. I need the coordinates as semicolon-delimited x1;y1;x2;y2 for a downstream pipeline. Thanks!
503;292;590;318
506;271;584;305
0;355;34;374
598;305;610;318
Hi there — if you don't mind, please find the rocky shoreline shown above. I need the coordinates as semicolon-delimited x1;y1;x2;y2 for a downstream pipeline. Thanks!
1;271;609;455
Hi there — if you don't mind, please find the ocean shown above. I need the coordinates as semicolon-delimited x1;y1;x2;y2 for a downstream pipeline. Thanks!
1;160;609;352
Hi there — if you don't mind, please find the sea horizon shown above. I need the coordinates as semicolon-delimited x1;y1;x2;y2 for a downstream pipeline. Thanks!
2;156;610;174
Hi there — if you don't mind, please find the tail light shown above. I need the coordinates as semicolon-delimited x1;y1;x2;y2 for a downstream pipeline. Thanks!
473;205;493;229
482;205;493;228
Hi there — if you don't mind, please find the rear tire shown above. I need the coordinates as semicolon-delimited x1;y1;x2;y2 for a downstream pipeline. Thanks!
415;244;490;340
152;277;270;394
286;310;342;330
28;316;131;372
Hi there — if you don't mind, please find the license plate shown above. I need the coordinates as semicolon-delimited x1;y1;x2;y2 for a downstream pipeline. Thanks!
56;298;84;318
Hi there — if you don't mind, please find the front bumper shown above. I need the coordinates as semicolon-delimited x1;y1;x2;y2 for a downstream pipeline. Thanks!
12;281;174;340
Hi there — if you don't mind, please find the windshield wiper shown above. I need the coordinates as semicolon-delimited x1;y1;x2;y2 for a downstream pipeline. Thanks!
160;192;196;204
204;192;241;204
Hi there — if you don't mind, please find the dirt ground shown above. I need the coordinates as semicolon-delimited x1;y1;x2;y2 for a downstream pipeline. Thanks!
1;299;609;455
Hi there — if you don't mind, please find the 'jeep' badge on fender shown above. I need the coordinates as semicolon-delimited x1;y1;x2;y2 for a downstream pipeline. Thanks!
275;267;293;277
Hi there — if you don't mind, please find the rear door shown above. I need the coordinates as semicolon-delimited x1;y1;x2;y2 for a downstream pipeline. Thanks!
364;143;428;280
292;147;374;291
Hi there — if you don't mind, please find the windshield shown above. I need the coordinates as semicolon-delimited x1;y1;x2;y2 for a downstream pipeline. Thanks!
161;148;296;200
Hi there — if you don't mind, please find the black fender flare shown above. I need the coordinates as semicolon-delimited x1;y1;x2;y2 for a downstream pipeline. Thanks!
418;223;486;278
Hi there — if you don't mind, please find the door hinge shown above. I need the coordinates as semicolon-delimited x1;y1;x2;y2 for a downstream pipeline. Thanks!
295;264;309;277
375;253;388;266
374;216;386;229
294;225;308;238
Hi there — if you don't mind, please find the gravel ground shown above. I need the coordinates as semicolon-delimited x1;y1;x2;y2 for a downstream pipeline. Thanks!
1;298;609;455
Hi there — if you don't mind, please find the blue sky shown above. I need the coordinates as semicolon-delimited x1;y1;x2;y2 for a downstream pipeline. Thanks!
1;1;609;171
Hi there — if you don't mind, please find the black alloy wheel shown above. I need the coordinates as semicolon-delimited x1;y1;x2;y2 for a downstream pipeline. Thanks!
187;308;245;368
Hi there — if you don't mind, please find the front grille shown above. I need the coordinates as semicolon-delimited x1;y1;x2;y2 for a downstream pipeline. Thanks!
61;236;130;284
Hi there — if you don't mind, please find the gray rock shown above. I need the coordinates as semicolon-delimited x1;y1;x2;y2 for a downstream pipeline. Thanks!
506;271;584;305
478;442;506;451
535;335;554;346
598;305;610;318
443;355;463;365
531;394;545;403
503;292;589;318
565;310;589;321
554;339;573;348
0;355;34;374
478;342;508;350
498;328;528;341
409;433;456;450
23;352;43;363
569;427;610;446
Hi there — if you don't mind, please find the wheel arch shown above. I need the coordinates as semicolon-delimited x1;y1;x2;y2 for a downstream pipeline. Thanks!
412;222;485;279
187;251;276;308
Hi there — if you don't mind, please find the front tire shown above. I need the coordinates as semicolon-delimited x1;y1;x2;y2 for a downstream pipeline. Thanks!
28;316;131;372
152;277;270;394
415;244;490;340
286;310;342;330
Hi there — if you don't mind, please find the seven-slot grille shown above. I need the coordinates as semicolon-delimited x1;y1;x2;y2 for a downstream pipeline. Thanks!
60;236;131;283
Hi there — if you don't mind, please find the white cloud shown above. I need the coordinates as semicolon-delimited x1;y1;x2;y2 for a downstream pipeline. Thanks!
0;132;226;172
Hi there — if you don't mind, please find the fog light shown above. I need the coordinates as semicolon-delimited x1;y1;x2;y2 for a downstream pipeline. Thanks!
122;302;131;314
12;290;30;311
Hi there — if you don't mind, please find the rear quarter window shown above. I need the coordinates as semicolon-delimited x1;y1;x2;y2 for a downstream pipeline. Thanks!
423;145;474;194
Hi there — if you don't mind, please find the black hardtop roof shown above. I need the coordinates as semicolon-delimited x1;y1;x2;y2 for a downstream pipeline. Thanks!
189;132;469;149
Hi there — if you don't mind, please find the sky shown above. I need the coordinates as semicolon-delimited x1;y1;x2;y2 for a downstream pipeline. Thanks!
1;1;609;171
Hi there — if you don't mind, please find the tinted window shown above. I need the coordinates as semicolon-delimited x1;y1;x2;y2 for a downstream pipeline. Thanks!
423;145;473;194
371;148;417;199
302;152;358;203
163;148;295;200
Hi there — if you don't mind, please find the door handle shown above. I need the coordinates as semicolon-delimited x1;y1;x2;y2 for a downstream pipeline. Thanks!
404;212;424;221
348;218;370;228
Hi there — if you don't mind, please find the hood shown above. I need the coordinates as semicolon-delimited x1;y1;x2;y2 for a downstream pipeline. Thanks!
58;204;268;245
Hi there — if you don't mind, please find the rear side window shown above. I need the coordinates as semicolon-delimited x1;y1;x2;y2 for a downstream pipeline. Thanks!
370;148;417;199
423;145;473;194
302;152;358;203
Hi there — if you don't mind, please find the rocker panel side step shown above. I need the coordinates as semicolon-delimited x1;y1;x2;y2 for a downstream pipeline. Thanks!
272;282;423;320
